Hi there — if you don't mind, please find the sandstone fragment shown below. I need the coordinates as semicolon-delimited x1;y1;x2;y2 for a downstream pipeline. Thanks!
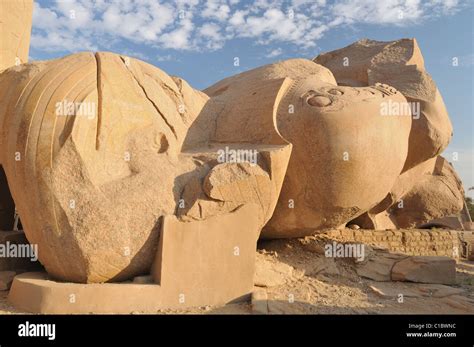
356;251;407;282
391;256;456;285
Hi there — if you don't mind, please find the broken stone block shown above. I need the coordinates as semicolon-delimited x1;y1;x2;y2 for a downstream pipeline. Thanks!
391;256;456;285
356;250;408;281
151;204;260;305
10;201;260;314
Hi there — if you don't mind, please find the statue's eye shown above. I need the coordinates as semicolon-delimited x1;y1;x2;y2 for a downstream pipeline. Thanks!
307;95;332;107
328;89;343;95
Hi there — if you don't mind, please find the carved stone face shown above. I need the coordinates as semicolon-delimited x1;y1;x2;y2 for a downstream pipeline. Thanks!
263;77;412;237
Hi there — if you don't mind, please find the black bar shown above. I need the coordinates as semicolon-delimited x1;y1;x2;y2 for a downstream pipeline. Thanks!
0;314;472;346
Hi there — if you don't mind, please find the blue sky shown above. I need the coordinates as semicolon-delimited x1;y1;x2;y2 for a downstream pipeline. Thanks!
30;0;473;196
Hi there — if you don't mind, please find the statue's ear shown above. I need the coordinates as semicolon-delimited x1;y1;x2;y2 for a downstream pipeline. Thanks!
212;77;293;146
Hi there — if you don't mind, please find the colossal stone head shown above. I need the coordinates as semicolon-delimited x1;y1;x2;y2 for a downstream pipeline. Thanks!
0;39;462;284
205;59;412;237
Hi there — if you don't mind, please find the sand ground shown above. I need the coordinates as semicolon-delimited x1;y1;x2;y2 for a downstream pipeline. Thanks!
1;234;473;315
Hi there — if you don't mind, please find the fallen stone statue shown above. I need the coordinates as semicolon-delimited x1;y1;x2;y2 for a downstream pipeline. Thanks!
0;1;466;313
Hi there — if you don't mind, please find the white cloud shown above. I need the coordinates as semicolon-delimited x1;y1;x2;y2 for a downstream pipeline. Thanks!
30;0;468;53
266;48;283;58
31;31;98;52
159;17;194;50
228;10;247;26
198;23;225;49
331;0;423;25
429;0;460;13
56;0;94;29
202;0;230;21
156;54;174;62
199;23;221;40
32;3;60;30
233;9;317;47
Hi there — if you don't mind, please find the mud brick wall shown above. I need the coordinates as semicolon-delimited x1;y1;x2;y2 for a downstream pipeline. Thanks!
323;229;462;258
